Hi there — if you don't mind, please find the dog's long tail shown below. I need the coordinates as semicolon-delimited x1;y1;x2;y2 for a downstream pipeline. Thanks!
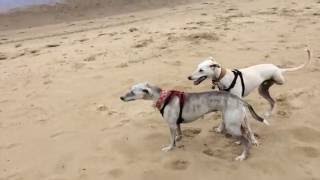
245;103;270;126
281;48;311;73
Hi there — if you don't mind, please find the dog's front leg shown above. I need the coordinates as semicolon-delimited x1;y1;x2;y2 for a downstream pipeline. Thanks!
175;124;182;141
162;127;177;152
215;122;225;133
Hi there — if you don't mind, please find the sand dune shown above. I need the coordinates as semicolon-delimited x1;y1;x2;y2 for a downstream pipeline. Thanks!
1;0;320;179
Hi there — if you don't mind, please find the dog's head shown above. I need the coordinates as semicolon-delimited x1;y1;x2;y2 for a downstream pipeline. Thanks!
188;57;221;85
120;82;153;102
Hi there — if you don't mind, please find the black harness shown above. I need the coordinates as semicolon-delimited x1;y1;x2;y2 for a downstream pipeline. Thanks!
159;91;185;124
222;69;245;97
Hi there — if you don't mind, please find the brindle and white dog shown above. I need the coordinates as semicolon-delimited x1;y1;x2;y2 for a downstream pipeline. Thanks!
120;82;269;161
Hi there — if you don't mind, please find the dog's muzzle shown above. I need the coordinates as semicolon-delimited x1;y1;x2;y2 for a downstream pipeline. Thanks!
193;76;207;85
120;96;125;101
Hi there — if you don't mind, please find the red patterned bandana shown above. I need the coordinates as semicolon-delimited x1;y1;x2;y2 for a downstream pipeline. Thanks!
155;90;171;110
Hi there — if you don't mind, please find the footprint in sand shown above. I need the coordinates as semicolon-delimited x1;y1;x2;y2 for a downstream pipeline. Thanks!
202;148;215;157
98;33;107;37
108;32;118;37
11;52;26;59
313;12;320;16
73;63;86;70
182;26;198;30
276;110;291;118
108;168;124;178
0;53;8;61
84;55;96;62
182;128;202;138
133;38;153;48
289;126;320;143
184;32;219;42
30;49;40;54
292;146;320;158
202;148;229;159
115;63;129;68
15;44;22;48
79;38;89;43
129;27;138;32
43;80;52;85
50;131;74;139
0;143;21;150
46;44;60;48
96;104;108;112
165;160;190;170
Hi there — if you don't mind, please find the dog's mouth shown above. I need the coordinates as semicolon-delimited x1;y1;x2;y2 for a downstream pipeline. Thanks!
194;76;207;85
120;96;135;102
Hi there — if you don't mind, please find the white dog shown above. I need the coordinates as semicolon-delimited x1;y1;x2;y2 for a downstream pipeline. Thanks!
188;49;310;132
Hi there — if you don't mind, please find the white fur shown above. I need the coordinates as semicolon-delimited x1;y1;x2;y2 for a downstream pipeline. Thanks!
189;49;311;115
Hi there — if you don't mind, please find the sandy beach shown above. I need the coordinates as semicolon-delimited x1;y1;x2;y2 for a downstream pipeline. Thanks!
1;0;320;179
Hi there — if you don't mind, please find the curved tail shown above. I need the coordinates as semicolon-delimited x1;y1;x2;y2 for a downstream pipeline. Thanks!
281;48;311;72
246;103;270;125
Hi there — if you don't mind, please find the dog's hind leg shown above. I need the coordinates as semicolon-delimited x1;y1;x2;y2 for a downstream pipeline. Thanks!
243;110;259;146
162;126;177;152
258;79;275;117
234;119;252;161
175;124;182;141
235;136;251;161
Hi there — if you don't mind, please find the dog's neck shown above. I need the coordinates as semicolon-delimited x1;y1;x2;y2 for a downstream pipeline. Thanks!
149;85;162;103
218;68;236;85
213;67;227;82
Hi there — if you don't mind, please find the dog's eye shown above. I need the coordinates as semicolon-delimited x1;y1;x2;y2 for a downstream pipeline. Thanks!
199;69;203;72
210;64;220;68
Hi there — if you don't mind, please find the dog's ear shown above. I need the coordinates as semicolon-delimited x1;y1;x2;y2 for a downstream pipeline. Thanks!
144;82;151;87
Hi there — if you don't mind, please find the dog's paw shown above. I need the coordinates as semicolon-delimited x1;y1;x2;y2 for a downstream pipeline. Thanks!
252;139;260;147
214;127;223;133
235;154;246;161
161;145;174;152
264;111;272;118
175;135;182;141
234;141;241;145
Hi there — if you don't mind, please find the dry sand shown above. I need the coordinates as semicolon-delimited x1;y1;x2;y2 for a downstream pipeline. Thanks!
1;0;320;179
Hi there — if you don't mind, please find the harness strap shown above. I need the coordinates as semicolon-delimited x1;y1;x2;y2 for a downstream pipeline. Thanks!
223;70;238;91
159;91;185;124
223;69;245;97
238;70;245;97
159;92;173;116
177;93;185;124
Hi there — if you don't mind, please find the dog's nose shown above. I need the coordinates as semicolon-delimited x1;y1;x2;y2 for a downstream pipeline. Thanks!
188;76;192;80
120;96;125;101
